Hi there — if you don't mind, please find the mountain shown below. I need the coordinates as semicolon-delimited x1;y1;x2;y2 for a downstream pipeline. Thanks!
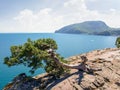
55;21;120;36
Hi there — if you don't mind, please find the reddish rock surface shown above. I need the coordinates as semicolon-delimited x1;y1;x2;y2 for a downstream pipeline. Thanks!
48;48;120;90
4;48;120;90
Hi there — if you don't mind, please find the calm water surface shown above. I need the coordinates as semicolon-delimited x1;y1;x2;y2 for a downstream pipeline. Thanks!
0;33;117;89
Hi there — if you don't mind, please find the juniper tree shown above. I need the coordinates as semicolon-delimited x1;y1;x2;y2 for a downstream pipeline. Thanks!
4;38;87;78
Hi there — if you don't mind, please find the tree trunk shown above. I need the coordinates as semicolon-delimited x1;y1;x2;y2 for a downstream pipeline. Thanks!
49;50;88;71
47;49;88;71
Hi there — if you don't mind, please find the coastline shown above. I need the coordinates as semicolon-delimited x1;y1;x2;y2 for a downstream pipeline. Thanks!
4;48;120;90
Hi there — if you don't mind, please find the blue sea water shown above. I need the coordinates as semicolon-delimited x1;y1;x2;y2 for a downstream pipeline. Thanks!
0;33;117;89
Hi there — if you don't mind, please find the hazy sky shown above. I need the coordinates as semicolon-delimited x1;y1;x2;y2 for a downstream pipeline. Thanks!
0;0;120;33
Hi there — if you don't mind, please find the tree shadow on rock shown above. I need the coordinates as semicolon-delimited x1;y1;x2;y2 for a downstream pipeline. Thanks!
46;70;84;90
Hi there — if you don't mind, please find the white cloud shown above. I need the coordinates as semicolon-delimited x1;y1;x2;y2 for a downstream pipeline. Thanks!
12;8;64;32
1;0;120;33
64;0;87;10
62;0;120;28
62;0;100;22
100;9;120;28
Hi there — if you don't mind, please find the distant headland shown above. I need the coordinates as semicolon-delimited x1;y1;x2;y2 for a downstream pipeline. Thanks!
55;21;120;36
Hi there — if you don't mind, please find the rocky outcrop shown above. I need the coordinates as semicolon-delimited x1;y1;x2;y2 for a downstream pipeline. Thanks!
51;48;120;90
3;73;40;90
4;48;120;90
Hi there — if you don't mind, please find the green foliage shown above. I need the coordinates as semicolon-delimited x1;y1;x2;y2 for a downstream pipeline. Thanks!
115;37;120;48
44;54;69;78
55;21;120;36
4;38;68;77
55;21;110;34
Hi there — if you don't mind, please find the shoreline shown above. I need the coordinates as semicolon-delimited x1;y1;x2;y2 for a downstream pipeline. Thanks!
4;48;120;90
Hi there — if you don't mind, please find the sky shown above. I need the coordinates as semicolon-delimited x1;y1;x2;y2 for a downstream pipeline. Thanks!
0;0;120;33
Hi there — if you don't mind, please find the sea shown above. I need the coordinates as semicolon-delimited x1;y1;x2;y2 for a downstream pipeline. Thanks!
0;33;117;89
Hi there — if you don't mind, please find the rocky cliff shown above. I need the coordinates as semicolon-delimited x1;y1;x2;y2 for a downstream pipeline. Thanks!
4;48;120;90
50;48;120;90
